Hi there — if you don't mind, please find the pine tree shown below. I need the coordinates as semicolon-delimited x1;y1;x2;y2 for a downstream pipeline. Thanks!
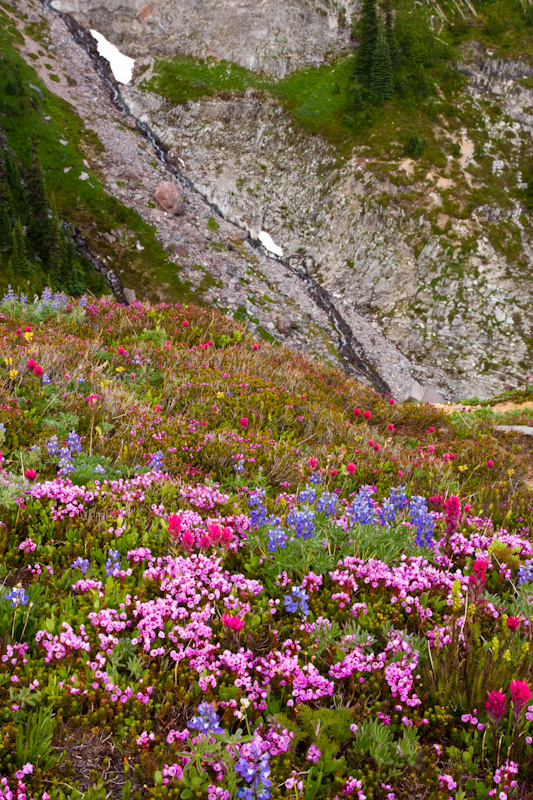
9;219;33;286
371;30;394;106
26;138;51;262
356;0;379;87
383;0;400;69
46;211;64;291
0;174;13;251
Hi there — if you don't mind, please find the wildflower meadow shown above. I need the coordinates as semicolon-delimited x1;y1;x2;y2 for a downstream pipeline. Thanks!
0;289;532;800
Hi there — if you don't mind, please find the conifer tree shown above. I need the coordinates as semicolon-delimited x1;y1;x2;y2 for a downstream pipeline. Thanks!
46;210;64;290
383;0;400;69
356;0;379;87
26;138;51;261
0;175;13;251
9;219;33;285
371;30;394;105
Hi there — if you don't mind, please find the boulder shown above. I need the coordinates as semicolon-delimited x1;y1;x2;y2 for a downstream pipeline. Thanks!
403;381;425;403
153;181;185;216
275;314;293;335
123;288;137;304
495;425;533;436
422;386;446;405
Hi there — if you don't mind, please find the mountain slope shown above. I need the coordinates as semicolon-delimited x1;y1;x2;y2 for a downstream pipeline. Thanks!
50;0;533;398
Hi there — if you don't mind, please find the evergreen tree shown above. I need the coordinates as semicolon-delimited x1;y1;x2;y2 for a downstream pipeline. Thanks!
9;219;33;286
26;138;51;262
356;0;379;87
46;210;64;291
0;175;13;251
2;150;25;219
371;30;394;106
383;0;400;69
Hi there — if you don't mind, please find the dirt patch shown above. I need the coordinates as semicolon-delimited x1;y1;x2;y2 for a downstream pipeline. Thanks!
60;728;142;800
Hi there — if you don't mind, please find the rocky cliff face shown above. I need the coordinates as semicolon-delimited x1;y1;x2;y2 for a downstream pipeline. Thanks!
122;80;532;399
42;0;533;398
50;0;356;77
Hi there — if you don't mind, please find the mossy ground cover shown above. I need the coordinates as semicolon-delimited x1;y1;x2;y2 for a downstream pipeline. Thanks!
0;7;199;305
0;290;532;799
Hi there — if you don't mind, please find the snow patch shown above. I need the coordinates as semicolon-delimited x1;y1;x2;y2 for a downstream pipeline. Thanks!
259;231;283;258
90;30;134;85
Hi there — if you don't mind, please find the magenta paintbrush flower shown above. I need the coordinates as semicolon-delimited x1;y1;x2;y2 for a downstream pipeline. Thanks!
222;614;244;632
510;680;532;716
485;690;507;725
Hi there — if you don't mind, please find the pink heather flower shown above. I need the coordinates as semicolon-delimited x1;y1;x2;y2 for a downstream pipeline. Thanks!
239;417;248;427
330;469;338;476
199;534;210;548
86;394;99;405
510;680;532;715
486;690;507;725
487;459;494;467
438;775;457;792
308;457;318;470
33;365;43;376
182;320;188;327
507;616;521;632
16;328;21;334
368;439;374;446
428;426;435;433
353;408;361;416
306;744;321;763
387;423;394;431
165;340;170;350
24;469;37;481
27;359;36;369
25;326;32;332
363;410;372;419
15;764;33;780
117;347;127;355
346;462;356;475
252;344;258;350
222;614;244;632
389;398;396;404
373;443;380;451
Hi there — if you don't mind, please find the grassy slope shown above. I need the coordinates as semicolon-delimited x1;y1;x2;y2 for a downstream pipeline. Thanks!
0;295;532;798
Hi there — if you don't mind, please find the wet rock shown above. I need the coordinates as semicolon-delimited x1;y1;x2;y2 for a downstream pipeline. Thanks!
105;269;128;305
153;181;185;216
